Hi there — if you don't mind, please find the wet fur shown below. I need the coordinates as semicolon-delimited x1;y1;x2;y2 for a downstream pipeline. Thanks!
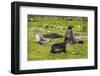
50;42;67;54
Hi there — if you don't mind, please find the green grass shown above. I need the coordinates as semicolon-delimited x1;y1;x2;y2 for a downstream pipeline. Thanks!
27;15;88;61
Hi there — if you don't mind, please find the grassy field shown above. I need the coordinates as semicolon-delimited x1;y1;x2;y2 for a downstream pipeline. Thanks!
27;15;88;61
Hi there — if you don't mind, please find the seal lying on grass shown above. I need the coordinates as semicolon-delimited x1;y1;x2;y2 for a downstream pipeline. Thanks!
50;41;69;54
